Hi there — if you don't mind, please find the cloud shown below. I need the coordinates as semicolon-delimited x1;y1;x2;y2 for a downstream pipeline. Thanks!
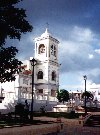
88;54;94;59
6;0;100;89
70;26;94;42
16;33;34;60
87;68;100;84
58;26;100;85
17;0;100;36
95;49;100;54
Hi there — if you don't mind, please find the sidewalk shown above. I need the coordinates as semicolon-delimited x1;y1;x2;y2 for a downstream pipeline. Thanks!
34;116;100;135
0;123;59;135
0;116;99;135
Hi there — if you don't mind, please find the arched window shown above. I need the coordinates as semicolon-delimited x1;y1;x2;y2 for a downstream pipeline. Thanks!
51;71;56;81
37;71;43;79
38;44;45;54
50;45;53;55
54;46;56;57
50;45;56;57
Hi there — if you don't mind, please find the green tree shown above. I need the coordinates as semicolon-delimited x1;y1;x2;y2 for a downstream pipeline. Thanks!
82;91;94;101
0;0;32;82
57;89;69;103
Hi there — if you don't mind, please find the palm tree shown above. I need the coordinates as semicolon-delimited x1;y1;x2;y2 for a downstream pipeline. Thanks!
82;91;94;107
82;91;94;100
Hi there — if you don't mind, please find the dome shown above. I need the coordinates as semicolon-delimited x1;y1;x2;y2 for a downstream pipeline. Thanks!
41;28;51;37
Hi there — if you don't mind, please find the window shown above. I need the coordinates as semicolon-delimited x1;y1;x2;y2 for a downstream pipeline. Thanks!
38;89;43;94
51;89;56;97
37;71;43;79
38;44;45;54
50;45;56;57
52;71;56;81
54;46;56;57
51;45;53;55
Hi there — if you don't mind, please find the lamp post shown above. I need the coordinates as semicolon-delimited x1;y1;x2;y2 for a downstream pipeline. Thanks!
30;58;37;121
72;92;74;111
83;75;87;115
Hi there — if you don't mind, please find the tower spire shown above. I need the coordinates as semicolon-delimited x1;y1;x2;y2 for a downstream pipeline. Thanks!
46;22;49;33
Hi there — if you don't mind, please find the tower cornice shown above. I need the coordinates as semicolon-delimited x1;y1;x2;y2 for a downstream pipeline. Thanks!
35;36;59;44
35;60;59;67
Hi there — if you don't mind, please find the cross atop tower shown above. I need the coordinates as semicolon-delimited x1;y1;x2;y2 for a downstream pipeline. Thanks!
46;22;49;32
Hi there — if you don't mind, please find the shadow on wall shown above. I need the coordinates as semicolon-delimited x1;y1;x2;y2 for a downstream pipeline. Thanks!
2;100;16;114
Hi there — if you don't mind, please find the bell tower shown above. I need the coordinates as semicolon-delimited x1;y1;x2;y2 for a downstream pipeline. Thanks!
34;29;59;101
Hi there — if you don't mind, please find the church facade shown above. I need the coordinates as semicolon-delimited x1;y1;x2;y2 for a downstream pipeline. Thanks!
0;29;59;113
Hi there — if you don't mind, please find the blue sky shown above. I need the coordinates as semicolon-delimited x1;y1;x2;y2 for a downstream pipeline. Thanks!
10;0;100;91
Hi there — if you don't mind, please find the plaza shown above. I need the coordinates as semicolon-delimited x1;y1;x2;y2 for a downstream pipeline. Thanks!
0;29;100;114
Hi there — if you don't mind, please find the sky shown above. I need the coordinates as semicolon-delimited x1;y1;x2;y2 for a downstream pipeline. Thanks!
9;0;100;92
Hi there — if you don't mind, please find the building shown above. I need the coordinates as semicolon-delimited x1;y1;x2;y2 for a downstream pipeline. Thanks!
34;28;59;101
0;61;32;113
0;29;59;113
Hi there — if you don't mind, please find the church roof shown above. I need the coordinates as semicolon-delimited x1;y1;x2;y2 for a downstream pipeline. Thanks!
35;28;59;43
41;28;51;37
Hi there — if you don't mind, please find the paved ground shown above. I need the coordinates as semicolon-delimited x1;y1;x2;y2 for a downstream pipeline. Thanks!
34;116;100;135
0;116;100;135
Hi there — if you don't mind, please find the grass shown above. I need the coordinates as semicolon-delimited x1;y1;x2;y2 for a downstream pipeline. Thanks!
0;114;55;129
0;119;54;128
33;111;83;119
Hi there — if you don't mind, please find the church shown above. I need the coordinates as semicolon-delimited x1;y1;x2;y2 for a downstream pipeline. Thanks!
0;29;60;113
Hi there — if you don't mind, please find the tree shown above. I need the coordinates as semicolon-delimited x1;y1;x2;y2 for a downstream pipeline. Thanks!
15;102;25;120
57;89;69;103
82;91;94;101
0;0;33;82
0;46;22;82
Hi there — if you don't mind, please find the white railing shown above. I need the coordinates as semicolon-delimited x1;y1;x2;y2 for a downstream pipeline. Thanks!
49;96;57;101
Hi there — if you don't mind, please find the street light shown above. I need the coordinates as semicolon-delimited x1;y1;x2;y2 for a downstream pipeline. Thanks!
83;75;87;115
30;58;37;121
72;92;74;111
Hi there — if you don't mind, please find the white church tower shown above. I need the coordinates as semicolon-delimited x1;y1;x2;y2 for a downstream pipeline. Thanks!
34;29;59;101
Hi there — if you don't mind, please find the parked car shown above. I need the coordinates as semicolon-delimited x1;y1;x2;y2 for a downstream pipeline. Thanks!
83;114;100;127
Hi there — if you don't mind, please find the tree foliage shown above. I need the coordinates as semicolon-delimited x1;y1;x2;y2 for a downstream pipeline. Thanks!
0;0;32;46
0;0;33;83
0;46;22;82
82;91;94;101
57;89;69;103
